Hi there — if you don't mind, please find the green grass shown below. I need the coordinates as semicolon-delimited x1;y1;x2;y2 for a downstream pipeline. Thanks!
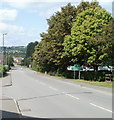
50;74;113;88
56;75;113;88
48;74;113;88
70;79;113;88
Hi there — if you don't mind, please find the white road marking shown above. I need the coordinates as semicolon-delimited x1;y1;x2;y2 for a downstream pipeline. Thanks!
14;99;22;116
49;86;58;91
39;82;46;86
62;92;79;100
90;103;112;113
3;96;22;115
62;92;65;94
65;94;80;100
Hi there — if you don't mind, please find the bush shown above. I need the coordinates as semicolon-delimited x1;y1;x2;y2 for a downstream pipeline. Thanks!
0;65;3;77
0;64;6;77
65;70;113;81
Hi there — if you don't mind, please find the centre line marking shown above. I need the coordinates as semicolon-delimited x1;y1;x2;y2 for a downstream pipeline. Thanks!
40;82;46;86
49;86;58;91
90;103;112;113
65;94;80;100
62;92;65;94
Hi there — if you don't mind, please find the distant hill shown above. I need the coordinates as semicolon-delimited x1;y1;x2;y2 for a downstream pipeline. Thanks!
0;46;27;57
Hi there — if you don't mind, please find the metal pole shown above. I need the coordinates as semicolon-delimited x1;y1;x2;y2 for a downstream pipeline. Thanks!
2;33;7;65
79;70;80;79
74;70;75;79
3;34;4;47
3;34;4;65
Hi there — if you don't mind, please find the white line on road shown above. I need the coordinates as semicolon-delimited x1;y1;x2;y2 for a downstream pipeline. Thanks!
90;103;112;113
39;82;46;86
49;86;58;91
3;96;22;116
62;92;80;100
62;92;65;94
65;94;80;100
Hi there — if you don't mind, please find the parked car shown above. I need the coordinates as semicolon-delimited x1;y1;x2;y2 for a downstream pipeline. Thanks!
98;66;113;71
82;66;94;71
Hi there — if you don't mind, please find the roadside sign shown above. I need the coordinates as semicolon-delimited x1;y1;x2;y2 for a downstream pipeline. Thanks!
67;65;83;71
67;65;83;79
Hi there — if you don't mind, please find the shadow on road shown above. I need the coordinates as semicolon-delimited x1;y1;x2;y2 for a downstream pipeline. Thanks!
11;68;17;70
3;73;9;78
1;110;113;120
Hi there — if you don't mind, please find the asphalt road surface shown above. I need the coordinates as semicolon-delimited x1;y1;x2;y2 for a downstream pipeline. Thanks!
2;65;112;118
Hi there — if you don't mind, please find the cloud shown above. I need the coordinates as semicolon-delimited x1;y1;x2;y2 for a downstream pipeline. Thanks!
3;0;113;8
0;9;18;22
0;22;39;46
38;6;61;18
3;0;33;8
3;0;113;17
0;22;24;45
0;22;24;33
98;0;113;3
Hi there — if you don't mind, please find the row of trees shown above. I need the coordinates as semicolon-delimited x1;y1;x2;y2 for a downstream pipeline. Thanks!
22;41;38;67
31;1;113;80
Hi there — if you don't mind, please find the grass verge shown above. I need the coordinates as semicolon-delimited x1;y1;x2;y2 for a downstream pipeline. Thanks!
71;79;113;88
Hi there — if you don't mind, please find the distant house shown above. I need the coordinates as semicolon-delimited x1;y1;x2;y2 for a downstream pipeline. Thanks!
13;57;24;64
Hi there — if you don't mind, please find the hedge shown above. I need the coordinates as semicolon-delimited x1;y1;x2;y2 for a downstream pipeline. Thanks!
64;70;113;82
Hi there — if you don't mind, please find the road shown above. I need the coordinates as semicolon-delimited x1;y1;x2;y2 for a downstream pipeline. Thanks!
2;65;112;118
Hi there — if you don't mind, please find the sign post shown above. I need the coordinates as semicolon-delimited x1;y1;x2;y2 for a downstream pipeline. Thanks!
79;70;80;79
67;64;83;79
74;70;75;79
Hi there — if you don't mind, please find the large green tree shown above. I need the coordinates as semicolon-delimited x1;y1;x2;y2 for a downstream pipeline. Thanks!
32;39;55;72
94;18;114;66
63;7;112;71
33;1;101;74
76;0;101;13
46;3;77;68
33;3;77;73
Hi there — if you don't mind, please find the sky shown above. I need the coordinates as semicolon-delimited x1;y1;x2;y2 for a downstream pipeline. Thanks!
0;0;113;46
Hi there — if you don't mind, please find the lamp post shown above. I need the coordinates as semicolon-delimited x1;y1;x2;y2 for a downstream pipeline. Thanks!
3;33;7;65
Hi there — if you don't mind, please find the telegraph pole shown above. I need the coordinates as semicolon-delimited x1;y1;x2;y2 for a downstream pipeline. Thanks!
3;33;7;65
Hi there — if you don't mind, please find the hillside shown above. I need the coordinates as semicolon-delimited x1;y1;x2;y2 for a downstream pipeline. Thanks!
0;46;27;57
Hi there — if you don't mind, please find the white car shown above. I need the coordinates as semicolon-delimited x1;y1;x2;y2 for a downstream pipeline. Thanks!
98;66;113;71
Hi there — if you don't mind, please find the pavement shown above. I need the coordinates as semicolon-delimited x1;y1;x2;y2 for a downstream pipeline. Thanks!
0;96;21;118
0;71;21;119
0;72;12;87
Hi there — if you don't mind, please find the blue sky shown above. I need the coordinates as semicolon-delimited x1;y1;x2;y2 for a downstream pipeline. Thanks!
0;0;113;46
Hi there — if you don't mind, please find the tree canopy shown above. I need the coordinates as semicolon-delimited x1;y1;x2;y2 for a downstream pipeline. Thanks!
32;1;113;79
33;3;77;73
63;7;112;69
26;41;38;58
23;41;38;67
